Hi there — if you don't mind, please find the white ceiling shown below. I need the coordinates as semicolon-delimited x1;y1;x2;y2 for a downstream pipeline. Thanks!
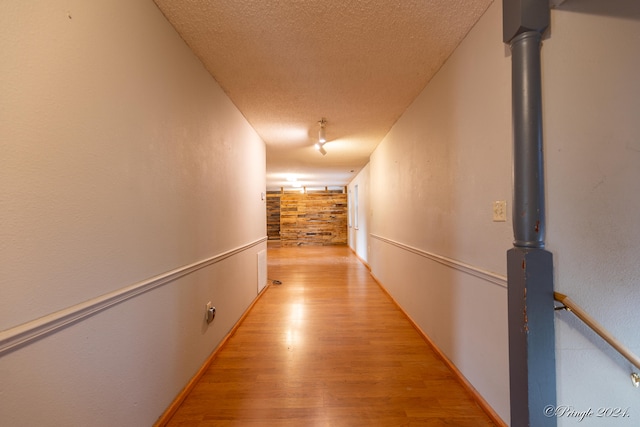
153;0;494;190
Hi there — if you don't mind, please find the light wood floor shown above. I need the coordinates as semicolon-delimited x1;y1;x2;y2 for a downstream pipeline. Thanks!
166;245;496;426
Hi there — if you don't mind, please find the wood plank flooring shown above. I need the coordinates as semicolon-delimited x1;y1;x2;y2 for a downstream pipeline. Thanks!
166;245;496;426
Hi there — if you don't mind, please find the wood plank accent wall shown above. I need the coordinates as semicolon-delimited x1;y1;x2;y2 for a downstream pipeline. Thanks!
266;191;281;240
280;192;348;246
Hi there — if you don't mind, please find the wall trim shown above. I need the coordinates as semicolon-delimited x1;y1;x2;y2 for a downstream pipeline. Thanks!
369;271;508;427
0;237;268;357
370;234;507;288
349;246;371;271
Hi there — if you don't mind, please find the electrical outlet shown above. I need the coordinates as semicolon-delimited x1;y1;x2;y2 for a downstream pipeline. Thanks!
493;201;507;222
205;301;216;324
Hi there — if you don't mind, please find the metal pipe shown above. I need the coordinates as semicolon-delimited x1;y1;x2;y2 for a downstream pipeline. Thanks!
511;31;545;248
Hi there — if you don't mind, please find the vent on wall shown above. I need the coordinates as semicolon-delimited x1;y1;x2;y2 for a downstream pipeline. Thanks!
257;250;267;293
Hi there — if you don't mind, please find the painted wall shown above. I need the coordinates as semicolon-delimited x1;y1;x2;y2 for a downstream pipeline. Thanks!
352;1;640;425
0;0;266;425
360;2;512;421
545;1;640;425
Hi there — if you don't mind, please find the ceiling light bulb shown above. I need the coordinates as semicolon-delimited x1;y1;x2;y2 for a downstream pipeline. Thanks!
316;144;327;156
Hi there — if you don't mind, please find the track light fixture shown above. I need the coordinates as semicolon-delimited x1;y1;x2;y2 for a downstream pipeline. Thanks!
318;118;327;143
316;118;327;156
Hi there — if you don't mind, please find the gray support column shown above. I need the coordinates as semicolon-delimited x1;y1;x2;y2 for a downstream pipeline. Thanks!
511;31;545;248
503;1;557;426
507;248;556;426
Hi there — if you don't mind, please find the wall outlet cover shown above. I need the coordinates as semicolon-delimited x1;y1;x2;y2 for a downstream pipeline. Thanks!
493;200;507;222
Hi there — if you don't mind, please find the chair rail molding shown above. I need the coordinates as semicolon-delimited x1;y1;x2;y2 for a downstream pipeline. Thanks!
0;237;268;357
370;234;507;288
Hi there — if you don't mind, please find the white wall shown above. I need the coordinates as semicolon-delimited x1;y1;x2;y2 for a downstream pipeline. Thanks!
0;0;266;425
545;1;640;425
353;1;640;425
362;2;513;422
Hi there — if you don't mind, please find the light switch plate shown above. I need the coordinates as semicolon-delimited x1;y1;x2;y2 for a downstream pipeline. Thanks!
493;201;507;222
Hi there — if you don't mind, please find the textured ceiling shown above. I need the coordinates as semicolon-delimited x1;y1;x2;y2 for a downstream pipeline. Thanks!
153;0;493;189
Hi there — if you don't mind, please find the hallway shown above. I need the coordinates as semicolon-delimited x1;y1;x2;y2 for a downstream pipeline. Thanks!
166;246;495;426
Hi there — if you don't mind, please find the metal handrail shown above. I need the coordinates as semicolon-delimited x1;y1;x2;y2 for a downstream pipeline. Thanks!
554;292;640;380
